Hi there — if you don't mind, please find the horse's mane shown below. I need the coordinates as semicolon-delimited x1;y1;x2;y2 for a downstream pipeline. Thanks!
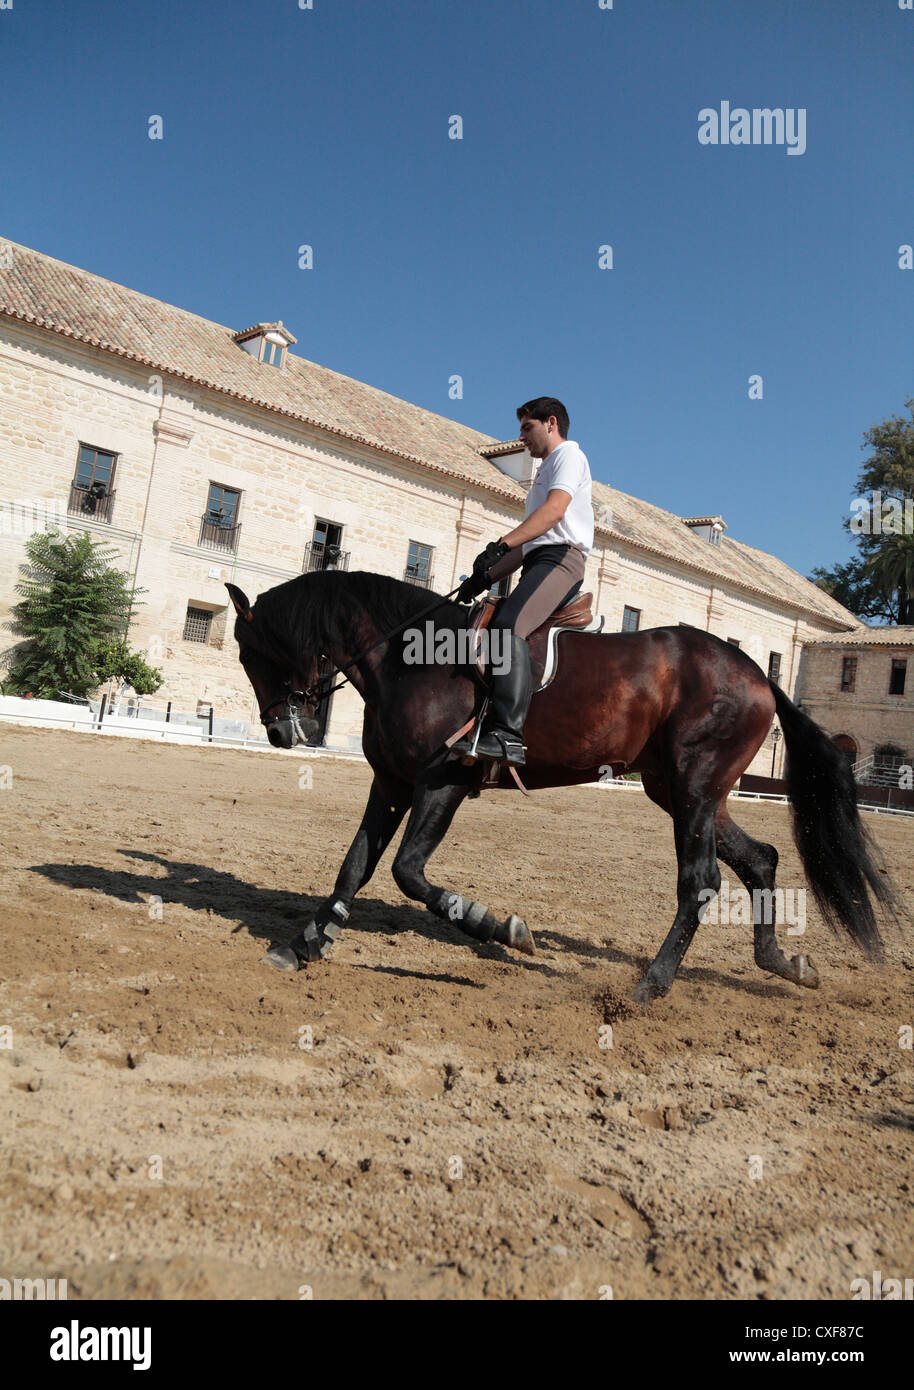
251;570;462;662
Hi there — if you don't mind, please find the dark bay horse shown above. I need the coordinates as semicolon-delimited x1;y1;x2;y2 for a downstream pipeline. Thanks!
226;570;899;1003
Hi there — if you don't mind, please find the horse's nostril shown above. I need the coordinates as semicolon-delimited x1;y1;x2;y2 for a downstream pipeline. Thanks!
268;723;291;749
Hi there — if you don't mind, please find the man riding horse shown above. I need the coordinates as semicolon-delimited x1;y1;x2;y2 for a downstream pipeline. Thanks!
453;396;594;766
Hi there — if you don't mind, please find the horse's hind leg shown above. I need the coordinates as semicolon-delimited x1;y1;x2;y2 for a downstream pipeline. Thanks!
633;777;720;1004
265;775;411;970
715;808;819;990
391;772;535;956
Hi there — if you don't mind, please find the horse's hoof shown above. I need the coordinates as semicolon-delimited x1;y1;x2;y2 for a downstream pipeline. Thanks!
791;954;819;989
261;945;301;972
632;975;667;1006
504;914;536;955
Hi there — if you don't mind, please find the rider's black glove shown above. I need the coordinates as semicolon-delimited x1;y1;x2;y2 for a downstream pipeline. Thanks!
457;541;509;603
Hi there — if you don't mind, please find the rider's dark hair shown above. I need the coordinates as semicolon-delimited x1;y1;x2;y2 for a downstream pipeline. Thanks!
516;397;569;439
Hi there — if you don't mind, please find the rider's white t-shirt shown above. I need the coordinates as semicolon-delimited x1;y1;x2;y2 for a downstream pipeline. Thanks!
522;440;594;558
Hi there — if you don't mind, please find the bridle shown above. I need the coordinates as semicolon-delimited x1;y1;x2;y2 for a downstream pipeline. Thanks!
258;680;320;743
250;579;468;740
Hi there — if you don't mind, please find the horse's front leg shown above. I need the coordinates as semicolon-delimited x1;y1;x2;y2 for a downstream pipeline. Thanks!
391;772;535;956
264;775;411;970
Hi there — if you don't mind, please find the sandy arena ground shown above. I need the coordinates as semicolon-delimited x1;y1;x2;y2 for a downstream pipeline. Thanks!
0;723;912;1300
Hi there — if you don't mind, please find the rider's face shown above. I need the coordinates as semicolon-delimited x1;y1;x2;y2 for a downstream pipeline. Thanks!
518;415;555;459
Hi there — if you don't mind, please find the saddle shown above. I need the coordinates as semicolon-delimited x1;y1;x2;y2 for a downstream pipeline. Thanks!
444;591;605;788
467;590;604;690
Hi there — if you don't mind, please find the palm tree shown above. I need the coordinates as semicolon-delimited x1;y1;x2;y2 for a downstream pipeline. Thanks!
865;532;914;624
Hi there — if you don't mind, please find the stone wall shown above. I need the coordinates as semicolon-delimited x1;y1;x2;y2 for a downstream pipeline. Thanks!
0;322;852;774
796;642;914;765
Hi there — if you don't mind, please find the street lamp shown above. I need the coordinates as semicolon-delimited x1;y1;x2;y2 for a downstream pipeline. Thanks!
770;724;782;778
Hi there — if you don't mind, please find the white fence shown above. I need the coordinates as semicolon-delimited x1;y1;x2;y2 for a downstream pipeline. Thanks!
0;696;363;759
2;701;912;812
591;774;913;818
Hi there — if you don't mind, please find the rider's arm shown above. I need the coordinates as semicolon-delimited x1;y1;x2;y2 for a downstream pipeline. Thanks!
487;545;525;580
499;489;571;550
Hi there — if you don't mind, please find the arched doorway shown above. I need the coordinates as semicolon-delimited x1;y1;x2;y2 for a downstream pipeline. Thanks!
831;734;857;765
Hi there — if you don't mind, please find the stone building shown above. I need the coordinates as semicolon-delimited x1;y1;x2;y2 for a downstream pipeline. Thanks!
0;238;863;772
795;627;914;777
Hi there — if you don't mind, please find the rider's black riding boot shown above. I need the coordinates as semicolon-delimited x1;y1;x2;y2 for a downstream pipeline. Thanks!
471;633;533;766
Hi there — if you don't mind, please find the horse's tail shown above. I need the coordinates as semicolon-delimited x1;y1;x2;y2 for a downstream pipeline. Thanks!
769;681;901;959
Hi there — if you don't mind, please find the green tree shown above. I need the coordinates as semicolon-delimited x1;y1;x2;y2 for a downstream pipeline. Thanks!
864;532;914;624
3;530;162;698
808;555;895;624
92;640;163;697
812;397;914;624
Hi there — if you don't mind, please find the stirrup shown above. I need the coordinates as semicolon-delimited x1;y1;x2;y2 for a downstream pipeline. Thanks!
474;729;526;765
449;738;476;758
445;699;489;760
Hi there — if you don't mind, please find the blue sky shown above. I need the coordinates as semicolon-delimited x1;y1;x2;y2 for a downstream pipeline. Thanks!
1;0;911;578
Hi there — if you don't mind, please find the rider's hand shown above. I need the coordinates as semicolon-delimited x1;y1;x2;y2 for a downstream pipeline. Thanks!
457;574;486;604
473;540;509;583
457;541;509;604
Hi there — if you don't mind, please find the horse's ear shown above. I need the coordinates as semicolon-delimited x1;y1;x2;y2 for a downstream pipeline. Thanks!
226;582;253;622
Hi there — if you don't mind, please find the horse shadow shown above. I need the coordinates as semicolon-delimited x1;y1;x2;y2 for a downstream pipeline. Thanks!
27;851;807;999
27;849;569;980
535;925;812;1001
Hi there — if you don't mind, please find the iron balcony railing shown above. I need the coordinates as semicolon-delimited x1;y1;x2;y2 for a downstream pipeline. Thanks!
404;566;434;588
303;541;350;572
68;481;116;523
852;753;909;787
199;513;241;552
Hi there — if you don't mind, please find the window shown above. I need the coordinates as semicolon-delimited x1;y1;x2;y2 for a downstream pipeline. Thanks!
199;485;241;551
75;443;116;491
727;637;741;648
622;606;640;633
768;652;782;684
233;324;294;368
305;519;345;571
405;541;434;587
709;528;721;546
889;659;907;696
70;444;117;522
183;606;212;643
840;656;857;693
205;484;240;528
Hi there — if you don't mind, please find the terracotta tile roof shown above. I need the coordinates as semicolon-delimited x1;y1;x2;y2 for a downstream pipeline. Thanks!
234;321;297;344
589;480;860;628
803;626;914;647
0;238;859;629
481;439;526;457
0;239;524;502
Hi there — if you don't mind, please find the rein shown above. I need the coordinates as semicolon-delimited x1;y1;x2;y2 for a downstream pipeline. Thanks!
260;581;465;725
299;582;465;707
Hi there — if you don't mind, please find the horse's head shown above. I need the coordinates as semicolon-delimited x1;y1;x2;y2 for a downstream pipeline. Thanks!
226;583;322;749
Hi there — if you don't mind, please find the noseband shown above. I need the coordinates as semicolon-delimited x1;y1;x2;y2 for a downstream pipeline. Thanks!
249;578;468;744
259;681;319;743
